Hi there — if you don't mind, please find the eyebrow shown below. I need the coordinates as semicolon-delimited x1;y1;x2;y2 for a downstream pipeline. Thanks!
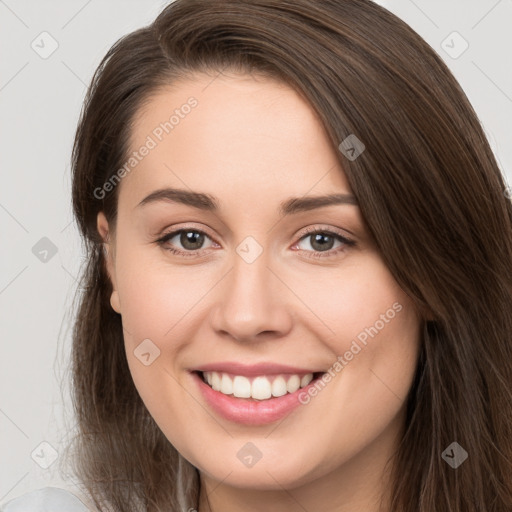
136;187;358;215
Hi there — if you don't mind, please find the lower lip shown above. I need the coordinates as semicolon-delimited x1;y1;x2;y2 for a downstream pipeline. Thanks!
191;371;324;425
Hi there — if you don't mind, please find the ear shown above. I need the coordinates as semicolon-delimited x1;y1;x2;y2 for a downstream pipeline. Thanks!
97;211;121;314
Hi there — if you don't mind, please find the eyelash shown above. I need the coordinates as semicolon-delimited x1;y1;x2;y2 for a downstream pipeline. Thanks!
155;225;356;260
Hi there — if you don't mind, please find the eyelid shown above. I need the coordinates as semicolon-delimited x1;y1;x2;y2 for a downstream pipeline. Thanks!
296;224;354;241
156;222;218;241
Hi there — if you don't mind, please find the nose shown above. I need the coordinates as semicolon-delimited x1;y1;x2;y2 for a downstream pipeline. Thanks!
209;250;293;343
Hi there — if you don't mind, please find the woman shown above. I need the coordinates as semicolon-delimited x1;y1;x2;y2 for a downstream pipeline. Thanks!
3;0;512;511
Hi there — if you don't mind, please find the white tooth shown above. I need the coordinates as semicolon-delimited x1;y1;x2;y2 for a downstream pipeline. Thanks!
206;372;313;398
271;376;288;397
220;373;233;395
211;371;221;391
300;373;313;388
251;376;272;400
233;376;251;398
286;374;301;393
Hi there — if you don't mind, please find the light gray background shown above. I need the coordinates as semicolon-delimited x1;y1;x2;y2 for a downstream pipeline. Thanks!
1;0;511;504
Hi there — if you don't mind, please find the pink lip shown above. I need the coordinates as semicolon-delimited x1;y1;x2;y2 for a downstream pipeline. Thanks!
191;361;322;376
190;370;324;425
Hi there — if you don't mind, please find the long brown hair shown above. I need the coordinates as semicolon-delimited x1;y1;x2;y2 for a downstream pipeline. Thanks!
67;1;512;510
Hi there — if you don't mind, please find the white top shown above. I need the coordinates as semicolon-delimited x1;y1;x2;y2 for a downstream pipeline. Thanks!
0;487;91;512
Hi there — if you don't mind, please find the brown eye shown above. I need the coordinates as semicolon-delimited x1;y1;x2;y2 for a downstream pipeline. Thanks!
293;228;356;259
302;232;337;252
175;230;206;250
156;228;216;256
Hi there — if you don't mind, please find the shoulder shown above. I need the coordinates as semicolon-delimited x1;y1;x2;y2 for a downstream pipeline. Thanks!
0;487;91;512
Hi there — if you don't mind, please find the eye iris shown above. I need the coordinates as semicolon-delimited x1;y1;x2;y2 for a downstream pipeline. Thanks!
181;231;204;250
310;233;334;252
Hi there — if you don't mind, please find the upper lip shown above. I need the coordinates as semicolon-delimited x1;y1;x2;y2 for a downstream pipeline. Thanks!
191;361;324;376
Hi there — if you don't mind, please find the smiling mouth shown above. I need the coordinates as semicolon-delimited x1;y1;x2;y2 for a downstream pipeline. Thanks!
195;370;325;401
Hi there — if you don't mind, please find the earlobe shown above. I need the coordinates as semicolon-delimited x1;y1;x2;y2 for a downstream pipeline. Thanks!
97;211;121;313
110;290;121;313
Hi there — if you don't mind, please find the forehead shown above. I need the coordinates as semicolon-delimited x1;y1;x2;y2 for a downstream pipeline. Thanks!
118;72;353;214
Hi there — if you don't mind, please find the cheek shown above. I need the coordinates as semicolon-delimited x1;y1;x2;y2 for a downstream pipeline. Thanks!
114;243;202;336
114;247;197;423
292;253;414;352
294;253;422;409
113;244;218;393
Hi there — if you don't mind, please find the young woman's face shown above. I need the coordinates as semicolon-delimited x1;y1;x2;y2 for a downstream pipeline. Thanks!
98;73;421;495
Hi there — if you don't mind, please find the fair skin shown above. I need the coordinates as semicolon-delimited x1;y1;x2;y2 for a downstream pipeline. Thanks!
97;72;422;512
